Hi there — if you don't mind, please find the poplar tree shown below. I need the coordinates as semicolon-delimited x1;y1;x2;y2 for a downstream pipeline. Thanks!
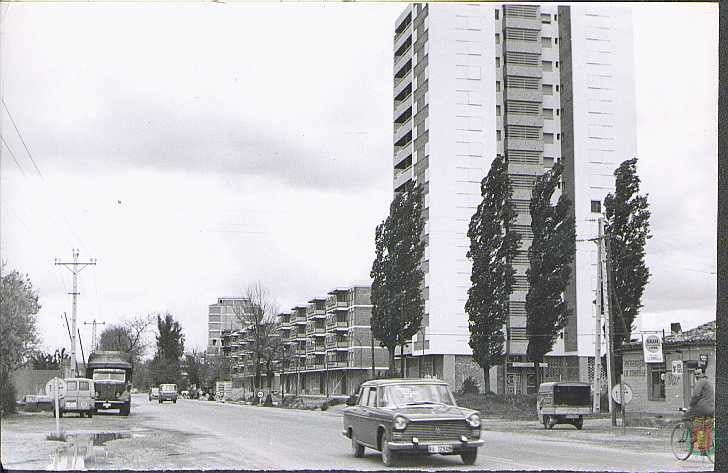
604;158;651;351
525;162;576;387
466;156;520;392
370;182;426;377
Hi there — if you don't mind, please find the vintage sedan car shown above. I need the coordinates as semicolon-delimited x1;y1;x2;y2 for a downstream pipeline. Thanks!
158;383;178;403
148;387;159;401
342;378;483;466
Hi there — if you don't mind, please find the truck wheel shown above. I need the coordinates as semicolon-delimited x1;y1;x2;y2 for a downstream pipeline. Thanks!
547;416;557;429
88;410;93;418
543;416;549;429
173;399;176;404
461;449;478;465
575;417;584;430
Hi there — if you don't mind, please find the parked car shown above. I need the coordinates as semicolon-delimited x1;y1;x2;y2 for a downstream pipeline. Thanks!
537;382;593;430
181;390;189;399
56;378;96;418
342;378;483;467
148;387;159;401
158;384;178;403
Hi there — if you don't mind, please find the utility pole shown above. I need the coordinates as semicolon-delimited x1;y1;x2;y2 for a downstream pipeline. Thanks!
598;219;616;425
593;220;603;414
55;249;96;377
83;319;106;352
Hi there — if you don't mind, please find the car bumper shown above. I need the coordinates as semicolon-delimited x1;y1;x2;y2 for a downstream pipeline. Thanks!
95;401;128;410
387;439;484;451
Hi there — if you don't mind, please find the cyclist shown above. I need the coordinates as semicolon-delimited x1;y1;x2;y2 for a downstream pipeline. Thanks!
686;368;714;420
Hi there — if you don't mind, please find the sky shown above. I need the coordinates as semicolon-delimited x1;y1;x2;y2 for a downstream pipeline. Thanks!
0;2;717;359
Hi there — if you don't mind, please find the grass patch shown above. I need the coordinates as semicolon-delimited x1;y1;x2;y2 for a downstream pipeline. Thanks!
46;431;68;442
455;393;537;420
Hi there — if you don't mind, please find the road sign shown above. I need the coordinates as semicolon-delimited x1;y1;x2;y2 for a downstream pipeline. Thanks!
672;360;683;375
257;391;264;399
611;383;633;405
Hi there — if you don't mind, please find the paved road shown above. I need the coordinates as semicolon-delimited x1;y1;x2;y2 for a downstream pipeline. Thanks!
1;394;714;470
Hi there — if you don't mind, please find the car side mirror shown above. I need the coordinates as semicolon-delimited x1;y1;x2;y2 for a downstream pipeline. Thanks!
346;395;358;406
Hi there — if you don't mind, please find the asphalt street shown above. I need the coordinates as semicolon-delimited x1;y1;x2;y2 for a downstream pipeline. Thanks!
0;394;715;470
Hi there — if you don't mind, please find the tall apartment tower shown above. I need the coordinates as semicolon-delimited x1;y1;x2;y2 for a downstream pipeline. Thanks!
207;297;250;356
392;3;635;393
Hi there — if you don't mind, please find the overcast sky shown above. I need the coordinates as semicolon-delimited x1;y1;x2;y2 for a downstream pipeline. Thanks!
0;2;717;358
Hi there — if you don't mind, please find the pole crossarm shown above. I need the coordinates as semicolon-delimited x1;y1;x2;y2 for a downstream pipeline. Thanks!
53;249;97;377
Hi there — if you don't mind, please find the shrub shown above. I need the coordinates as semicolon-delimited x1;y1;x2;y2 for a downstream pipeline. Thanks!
0;376;17;416
460;376;480;395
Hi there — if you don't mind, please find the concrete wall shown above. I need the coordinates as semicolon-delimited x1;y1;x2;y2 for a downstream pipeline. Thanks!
11;368;60;400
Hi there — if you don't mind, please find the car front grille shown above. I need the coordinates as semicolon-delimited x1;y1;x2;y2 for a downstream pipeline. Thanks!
397;420;472;443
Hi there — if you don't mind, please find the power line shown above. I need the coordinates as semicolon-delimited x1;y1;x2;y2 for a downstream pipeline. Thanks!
2;99;44;179
1;135;27;176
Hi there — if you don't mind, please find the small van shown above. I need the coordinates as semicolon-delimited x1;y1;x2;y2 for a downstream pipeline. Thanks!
57;377;96;418
158;384;178;403
537;381;593;430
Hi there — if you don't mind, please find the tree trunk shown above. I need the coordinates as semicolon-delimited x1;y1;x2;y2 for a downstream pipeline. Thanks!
533;359;541;389
400;344;406;378
483;367;490;393
388;346;396;377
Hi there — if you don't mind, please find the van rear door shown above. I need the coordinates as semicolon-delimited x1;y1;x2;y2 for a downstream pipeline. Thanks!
78;379;92;409
65;380;78;410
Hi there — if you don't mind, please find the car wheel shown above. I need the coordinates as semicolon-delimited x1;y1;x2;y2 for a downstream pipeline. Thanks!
575;417;583;430
173;399;176;404
88;410;93;418
351;432;365;458
380;431;397;467
461;448;478;465
158;399;162;404
542;416;549;429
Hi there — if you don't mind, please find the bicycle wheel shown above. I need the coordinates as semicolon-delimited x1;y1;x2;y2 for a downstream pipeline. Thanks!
671;422;692;461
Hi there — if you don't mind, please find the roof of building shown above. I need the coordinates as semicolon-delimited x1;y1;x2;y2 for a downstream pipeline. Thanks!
622;320;716;350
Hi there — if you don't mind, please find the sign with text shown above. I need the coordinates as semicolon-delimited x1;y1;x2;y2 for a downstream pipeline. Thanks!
672;360;683;376
642;332;664;363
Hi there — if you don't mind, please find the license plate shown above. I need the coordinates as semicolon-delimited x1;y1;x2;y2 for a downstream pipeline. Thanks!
428;445;453;454
103;402;111;408
66;401;76;408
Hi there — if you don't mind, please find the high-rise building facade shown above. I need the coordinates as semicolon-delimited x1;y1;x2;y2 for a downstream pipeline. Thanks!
392;3;635;393
207;297;250;356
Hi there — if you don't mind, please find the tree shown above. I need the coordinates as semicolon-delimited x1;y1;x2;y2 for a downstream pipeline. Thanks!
370;182;426;377
525;162;576;387
150;313;185;384
97;314;153;368
0;264;40;415
29;348;69;370
183;349;206;389
234;283;280;390
604;158;651;355
466;155;520;393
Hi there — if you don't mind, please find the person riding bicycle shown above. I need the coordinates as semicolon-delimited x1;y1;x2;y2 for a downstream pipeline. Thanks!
686;368;714;420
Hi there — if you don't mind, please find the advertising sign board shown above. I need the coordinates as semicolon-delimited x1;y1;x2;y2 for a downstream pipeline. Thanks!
642;332;664;363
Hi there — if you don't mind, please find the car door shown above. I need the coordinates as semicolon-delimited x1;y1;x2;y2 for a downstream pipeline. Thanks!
65;380;78;411
350;387;371;446
362;387;380;447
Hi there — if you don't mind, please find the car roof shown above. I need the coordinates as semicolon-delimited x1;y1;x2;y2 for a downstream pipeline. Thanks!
360;378;448;388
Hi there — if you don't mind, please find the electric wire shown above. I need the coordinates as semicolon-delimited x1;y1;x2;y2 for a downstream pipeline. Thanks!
2;99;44;179
1;135;26;177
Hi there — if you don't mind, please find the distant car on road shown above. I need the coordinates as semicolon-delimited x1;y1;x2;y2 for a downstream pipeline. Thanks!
158;384;178;404
149;387;159;401
342;378;483;467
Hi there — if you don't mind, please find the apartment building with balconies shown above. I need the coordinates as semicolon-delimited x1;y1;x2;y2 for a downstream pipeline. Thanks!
279;285;389;397
391;3;635;394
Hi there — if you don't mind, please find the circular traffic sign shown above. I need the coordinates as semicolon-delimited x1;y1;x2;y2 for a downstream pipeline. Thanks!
611;383;633;405
257;391;264;398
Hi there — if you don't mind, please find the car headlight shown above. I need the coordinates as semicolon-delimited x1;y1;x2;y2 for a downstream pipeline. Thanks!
467;413;481;428
393;415;408;431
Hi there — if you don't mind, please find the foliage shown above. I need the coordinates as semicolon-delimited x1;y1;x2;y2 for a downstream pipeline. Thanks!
455;392;538;420
525;162;576;386
370;182;426;376
0;264;40;415
150;313;185;384
97;314;153;368
460;376;481;395
466;156;520;392
604;158;651;350
234;283;281;390
29;348;69;370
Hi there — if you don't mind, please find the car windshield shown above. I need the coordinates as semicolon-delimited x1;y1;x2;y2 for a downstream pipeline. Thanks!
160;384;176;391
381;384;455;408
